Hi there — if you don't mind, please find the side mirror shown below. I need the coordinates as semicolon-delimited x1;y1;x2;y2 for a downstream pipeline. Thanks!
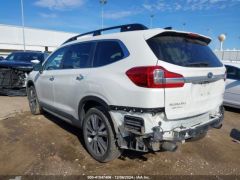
0;56;4;61
31;59;43;72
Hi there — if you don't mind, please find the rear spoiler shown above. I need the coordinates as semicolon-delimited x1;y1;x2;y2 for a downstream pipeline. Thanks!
145;30;211;45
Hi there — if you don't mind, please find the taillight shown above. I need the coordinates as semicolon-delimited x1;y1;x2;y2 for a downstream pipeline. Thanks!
126;66;184;88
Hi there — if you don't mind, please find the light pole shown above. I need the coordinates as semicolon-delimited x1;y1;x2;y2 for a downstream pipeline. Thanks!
99;0;107;29
150;14;154;28
206;28;211;36
182;22;186;31
236;36;240;61
21;0;26;51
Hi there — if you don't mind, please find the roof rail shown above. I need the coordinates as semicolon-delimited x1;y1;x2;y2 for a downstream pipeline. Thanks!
62;23;148;45
164;27;172;30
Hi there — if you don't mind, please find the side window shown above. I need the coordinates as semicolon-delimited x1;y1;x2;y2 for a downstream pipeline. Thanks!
226;65;240;80
44;47;68;70
93;41;126;67
62;42;94;69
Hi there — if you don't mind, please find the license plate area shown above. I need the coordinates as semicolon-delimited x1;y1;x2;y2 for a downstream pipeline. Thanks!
192;83;212;100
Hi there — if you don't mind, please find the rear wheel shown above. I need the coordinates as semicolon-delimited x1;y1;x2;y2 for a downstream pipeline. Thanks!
83;107;121;162
27;86;43;115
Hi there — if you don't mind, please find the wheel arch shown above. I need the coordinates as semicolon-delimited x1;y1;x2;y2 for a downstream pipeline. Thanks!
78;96;118;135
26;80;35;88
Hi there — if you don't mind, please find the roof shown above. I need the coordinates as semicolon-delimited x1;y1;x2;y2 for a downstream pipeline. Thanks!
63;29;211;48
62;23;211;47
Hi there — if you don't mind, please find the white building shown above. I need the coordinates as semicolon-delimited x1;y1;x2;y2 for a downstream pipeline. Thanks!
0;24;77;57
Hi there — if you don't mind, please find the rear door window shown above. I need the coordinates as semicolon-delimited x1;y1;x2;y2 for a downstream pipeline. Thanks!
62;42;94;69
147;33;223;68
93;41;127;67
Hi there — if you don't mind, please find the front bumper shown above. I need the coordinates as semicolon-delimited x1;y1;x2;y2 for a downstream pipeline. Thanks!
0;67;28;96
0;88;27;96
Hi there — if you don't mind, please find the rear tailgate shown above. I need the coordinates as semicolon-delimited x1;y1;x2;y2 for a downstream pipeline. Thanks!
163;64;225;119
146;31;225;120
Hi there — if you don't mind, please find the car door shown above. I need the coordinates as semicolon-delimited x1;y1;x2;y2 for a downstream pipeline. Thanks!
53;42;95;121
35;47;68;108
224;65;240;107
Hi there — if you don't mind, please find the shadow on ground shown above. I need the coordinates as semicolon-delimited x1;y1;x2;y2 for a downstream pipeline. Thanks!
224;106;240;113
42;112;150;161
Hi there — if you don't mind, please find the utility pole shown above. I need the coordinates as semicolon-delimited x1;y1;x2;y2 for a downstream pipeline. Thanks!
21;0;26;51
150;14;154;28
182;22;186;31
99;0;107;29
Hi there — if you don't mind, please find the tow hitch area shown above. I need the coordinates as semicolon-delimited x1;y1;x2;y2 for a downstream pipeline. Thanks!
161;142;178;152
120;111;224;153
0;67;29;96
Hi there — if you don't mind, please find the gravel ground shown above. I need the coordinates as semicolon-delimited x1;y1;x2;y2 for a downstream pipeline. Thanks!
0;96;240;176
0;96;29;120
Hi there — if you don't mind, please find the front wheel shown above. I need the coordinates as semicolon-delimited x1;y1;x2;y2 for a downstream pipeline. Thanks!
27;86;43;115
82;107;121;162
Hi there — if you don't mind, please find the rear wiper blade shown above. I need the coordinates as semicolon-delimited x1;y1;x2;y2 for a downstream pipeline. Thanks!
185;62;209;67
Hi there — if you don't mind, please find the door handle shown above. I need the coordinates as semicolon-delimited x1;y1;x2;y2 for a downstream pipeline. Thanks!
49;76;54;81
76;74;84;81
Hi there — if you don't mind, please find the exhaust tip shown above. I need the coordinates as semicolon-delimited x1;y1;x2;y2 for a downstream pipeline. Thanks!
161;141;178;152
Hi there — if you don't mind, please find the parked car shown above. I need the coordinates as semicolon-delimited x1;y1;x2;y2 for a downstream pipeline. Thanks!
26;24;225;162
0;51;46;96
224;62;240;108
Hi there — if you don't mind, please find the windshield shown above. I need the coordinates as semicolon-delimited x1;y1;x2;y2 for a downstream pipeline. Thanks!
5;52;44;62
147;34;223;68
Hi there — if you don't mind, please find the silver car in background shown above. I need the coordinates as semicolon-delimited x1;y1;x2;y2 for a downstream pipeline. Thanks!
224;62;240;108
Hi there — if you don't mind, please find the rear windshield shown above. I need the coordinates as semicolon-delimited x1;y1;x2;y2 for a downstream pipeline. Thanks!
147;34;223;67
5;52;44;62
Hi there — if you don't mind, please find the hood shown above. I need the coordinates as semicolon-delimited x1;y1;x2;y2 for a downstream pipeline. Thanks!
0;60;33;71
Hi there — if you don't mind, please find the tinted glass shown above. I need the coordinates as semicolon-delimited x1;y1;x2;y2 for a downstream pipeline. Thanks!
93;41;124;67
5;52;44;62
62;42;93;69
44;47;68;70
225;65;240;80
147;35;223;67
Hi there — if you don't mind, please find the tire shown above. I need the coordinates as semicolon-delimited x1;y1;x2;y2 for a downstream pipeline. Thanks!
82;107;121;162
27;86;43;115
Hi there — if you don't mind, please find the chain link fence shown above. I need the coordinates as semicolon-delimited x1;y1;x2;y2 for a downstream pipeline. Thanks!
215;50;240;62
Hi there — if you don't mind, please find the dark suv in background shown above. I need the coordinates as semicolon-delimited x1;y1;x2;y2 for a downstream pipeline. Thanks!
0;51;47;96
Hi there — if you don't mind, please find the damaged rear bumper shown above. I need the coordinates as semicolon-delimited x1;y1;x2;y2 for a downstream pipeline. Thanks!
172;114;223;141
111;105;224;152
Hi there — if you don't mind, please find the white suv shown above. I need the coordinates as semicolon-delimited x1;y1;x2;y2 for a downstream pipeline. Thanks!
27;24;225;162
